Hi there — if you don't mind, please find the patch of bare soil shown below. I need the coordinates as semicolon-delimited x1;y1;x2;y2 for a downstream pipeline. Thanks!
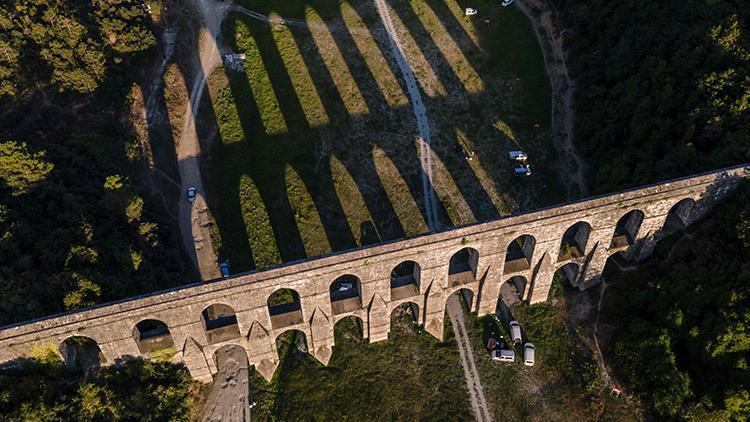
515;0;587;198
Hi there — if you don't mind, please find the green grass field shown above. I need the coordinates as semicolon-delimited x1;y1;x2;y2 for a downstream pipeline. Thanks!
203;0;561;273
246;314;471;420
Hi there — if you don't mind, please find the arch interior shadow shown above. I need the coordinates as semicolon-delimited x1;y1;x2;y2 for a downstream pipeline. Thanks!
663;198;696;234
202;304;241;344
448;247;479;287
268;289;304;329
504;235;536;273
558;222;591;261
390;260;421;301
133;319;174;354
611;210;645;248
59;336;105;372
330;275;362;315
555;263;581;288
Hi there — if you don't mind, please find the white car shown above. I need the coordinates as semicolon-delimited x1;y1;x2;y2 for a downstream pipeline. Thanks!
508;150;528;162
524;343;535;366
501;0;514;7
491;348;515;362
187;186;197;202
465;8;478;16
509;320;522;344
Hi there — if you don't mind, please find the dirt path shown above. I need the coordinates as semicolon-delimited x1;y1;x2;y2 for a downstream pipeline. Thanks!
447;295;493;422
176;0;230;280
373;0;439;230
201;346;252;422
515;0;587;198
592;280;613;387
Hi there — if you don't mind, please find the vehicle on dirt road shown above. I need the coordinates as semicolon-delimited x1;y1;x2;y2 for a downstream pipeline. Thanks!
508;150;528;162
465;8;478;16
219;261;230;278
187;186;197;202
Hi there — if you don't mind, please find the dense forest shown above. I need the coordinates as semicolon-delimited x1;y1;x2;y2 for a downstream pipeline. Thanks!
0;0;189;325
0;1;196;420
556;0;750;418
606;181;750;420
556;0;749;192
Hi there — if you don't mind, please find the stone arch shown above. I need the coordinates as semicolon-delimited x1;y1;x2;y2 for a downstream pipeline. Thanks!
663;198;696;233
330;274;362;315
132;319;174;354
446;287;475;313
213;343;249;376
390;301;420;324
611;210;645;248
555;262;581;288
333;315;365;344
202;303;240;344
448;247;479;287
500;276;527;305
504;234;536;273
558;221;592;261
268;288;303;330
390;260;420;300
59;335;105;372
275;329;309;358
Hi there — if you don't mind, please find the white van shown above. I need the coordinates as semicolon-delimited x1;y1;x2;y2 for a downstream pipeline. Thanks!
523;343;535;366
509;320;522;344
491;348;515;362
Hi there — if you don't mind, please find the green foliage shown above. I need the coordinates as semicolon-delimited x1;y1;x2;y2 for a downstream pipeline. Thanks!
0;141;53;195
0;0;154;98
607;181;750;418
558;0;750;191
0;358;198;421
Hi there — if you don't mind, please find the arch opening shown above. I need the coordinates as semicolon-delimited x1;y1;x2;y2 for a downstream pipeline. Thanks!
213;344;249;378
391;302;419;326
446;288;474;314
330;275;362;315
59;336;105;372
390;261;421;301
202;304;240;344
504;235;536;273
558;222;591;262
333;315;365;347
448;247;479;287
500;276;527;306
555;263;581;288
133;319;174;355
268;288;303;329
275;329;308;359
664;198;696;234
611;210;645;248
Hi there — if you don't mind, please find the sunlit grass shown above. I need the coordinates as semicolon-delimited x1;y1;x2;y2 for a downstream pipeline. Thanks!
330;155;374;246
239;174;282;268
411;0;485;94
306;6;369;116
373;146;428;236
285;165;332;257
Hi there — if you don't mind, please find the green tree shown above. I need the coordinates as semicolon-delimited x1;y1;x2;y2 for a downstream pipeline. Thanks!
0;141;53;195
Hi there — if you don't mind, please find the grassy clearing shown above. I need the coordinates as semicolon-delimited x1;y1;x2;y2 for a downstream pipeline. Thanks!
464;281;640;421
205;0;564;272
246;315;470;420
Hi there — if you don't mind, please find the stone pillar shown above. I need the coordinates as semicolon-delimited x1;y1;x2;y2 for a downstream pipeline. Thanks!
577;228;613;289
99;337;141;364
634;215;668;261
246;320;276;382
477;264;503;317
367;293;389;343
528;251;555;304
423;281;446;340
309;308;333;365
181;336;212;382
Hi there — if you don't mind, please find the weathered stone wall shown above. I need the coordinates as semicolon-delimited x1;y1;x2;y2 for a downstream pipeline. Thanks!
1;164;747;382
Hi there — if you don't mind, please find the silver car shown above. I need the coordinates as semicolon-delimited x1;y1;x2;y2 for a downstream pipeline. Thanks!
524;343;535;366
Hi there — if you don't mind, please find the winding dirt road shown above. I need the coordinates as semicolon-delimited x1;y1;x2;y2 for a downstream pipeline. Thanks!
515;0;587;198
177;0;230;280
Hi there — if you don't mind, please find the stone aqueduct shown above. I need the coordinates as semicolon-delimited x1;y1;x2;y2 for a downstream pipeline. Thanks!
0;165;747;382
